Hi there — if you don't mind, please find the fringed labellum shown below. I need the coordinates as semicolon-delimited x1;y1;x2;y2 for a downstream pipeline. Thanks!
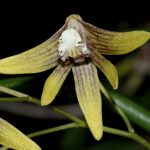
58;29;91;64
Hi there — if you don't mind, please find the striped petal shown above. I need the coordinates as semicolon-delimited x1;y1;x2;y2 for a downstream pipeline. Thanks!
91;49;118;89
0;24;67;74
72;59;102;140
41;62;72;106
82;20;150;55
0;118;41;150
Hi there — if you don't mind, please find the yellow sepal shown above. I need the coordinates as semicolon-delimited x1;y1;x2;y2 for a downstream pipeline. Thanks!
72;59;103;140
0;118;41;150
0;24;68;74
91;50;118;89
81;18;150;55
41;62;72;106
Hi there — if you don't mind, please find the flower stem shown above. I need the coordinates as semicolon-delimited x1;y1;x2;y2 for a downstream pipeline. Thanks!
27;124;150;149
99;81;134;133
103;126;150;149
0;123;79;150
0;146;8;150
0;97;87;128
130;133;150;149
1;123;150;150
0;85;86;127
27;123;78;138
0;86;150;149
0;86;28;97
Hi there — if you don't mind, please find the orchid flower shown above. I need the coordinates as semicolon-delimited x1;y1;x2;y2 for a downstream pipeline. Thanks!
0;118;41;150
0;14;149;141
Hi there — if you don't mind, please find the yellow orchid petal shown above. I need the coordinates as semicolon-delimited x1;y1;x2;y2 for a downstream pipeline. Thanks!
0;118;41;150
91;50;118;89
0;24;67;74
81;20;150;55
72;59;102;140
41;62;72;106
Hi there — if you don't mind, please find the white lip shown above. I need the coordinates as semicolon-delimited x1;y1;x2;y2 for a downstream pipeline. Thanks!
58;28;90;63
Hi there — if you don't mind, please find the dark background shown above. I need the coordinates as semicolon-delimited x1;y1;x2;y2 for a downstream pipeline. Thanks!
0;1;150;150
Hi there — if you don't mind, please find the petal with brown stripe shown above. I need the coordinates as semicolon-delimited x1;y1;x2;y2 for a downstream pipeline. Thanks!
82;21;150;55
0;24;67;74
91;50;118;89
72;59;102;140
41;62;72;106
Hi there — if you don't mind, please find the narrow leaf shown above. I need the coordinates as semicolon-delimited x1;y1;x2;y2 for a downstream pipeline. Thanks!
108;90;150;133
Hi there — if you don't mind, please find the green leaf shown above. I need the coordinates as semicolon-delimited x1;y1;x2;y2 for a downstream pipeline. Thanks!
0;76;35;96
0;76;34;87
108;90;150;133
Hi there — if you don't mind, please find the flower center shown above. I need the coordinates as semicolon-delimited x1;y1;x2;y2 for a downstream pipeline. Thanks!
58;29;91;63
